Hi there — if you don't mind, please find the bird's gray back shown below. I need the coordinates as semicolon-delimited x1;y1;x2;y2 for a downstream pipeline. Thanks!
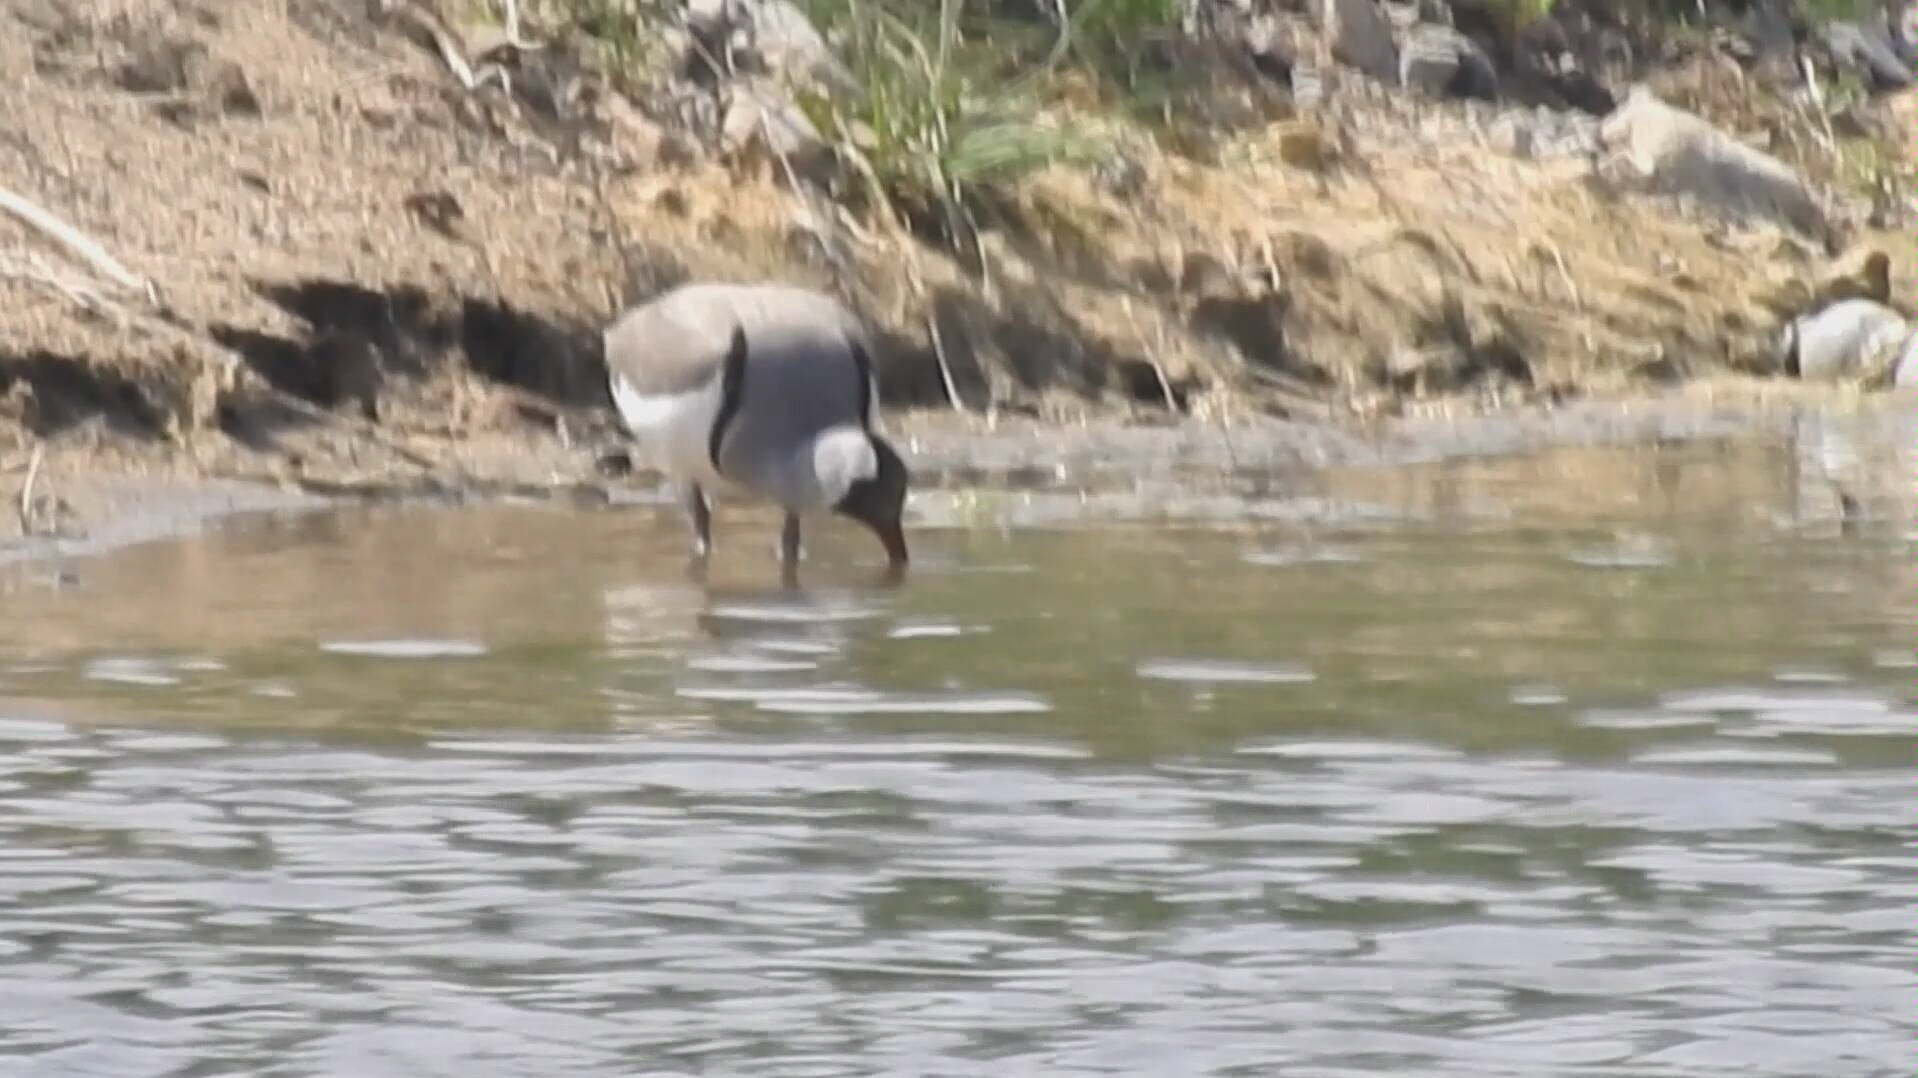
603;285;745;398
605;282;877;507
605;282;870;400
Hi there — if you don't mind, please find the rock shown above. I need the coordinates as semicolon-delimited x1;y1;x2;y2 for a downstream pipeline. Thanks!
1489;113;1535;157
402;189;464;239
1489;106;1602;160
1552;68;1616;115
1547;110;1602;156
1896;329;1918;387
750;0;853;89
1324;0;1399;83
684;0;851;93
1598;86;1828;242
1400;24;1497;100
1291;63;1327;110
1777;298;1910;381
204;60;260;117
112;37;261;125
1820;21;1916;91
116;37;204;94
1896;0;1918;66
599;88;700;171
1241;13;1293;82
1093;152;1149;199
1174;0;1252;36
1508;15;1618;115
720;80;831;179
1745;0;1798;60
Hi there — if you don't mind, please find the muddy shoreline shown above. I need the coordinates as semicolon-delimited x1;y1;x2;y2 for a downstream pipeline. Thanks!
3;388;1909;580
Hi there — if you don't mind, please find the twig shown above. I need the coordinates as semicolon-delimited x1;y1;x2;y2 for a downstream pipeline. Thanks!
381;0;511;94
1540;239;1583;311
0;186;154;302
17;444;43;536
499;0;542;51
0;253;112;312
756;102;854;285
959;198;996;304
1798;55;1838;163
926;313;964;412
825;110;904;235
1118;296;1179;413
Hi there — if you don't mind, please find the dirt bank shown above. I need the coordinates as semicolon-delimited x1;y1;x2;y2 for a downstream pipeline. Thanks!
0;0;1913;557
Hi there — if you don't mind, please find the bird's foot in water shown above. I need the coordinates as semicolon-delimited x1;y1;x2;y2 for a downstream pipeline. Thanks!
685;551;712;586
686;483;715;557
682;484;716;584
777;512;804;589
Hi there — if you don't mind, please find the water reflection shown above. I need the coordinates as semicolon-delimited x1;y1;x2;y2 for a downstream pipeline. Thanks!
0;429;1913;1076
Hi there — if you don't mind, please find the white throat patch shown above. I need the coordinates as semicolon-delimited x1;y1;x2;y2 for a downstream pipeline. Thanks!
810;428;878;505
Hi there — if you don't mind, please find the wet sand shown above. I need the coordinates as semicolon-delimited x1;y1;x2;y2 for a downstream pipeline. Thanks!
3;390;1911;577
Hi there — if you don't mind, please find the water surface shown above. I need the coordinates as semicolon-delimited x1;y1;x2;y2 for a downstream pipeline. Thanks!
1;433;1913;1077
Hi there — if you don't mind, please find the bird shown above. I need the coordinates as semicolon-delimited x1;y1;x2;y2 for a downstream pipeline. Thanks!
602;281;911;584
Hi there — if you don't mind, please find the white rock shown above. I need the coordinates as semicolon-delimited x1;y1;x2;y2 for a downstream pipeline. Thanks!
721;81;829;173
1400;25;1497;100
1324;0;1399;83
1598;85;1827;241
1822;19;1915;90
684;0;851;92
1488;113;1535;157
751;0;853;90
1291;63;1327;109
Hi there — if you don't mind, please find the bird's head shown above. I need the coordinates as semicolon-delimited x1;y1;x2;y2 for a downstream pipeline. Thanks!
825;431;910;575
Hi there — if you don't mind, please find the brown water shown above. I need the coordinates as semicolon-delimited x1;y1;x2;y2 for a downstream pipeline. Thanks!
1;426;1914;1077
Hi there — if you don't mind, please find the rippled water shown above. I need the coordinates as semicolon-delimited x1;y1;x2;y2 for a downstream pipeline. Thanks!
1;433;1913;1077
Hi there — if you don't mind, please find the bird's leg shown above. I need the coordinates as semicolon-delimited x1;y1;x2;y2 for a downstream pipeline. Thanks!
686;483;713;560
778;511;803;588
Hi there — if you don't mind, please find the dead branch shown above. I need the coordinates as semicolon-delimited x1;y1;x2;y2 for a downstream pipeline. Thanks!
1118;296;1180;413
380;0;512;94
825;110;905;236
499;0;542;52
0;253;114;313
1798;55;1838;163
0;187;155;302
926;314;964;412
1538;239;1584;311
16;444;43;536
756;102;855;284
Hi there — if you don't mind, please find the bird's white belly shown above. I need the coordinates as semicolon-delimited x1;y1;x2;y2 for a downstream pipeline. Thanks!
610;376;729;490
